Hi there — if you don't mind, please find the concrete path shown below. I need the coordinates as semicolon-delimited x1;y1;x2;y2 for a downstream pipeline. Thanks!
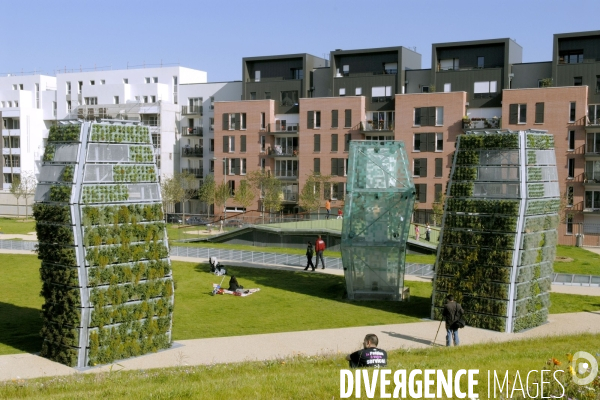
1;311;599;382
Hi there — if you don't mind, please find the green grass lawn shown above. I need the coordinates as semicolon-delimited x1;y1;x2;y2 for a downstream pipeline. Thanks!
1;253;599;358
1;333;598;399
554;245;600;275
0;217;36;235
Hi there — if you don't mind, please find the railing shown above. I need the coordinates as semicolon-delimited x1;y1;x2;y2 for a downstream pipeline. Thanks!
182;127;203;136
587;118;600;127
268;147;298;157
274;169;298;179
181;105;202;115
182;147;204;157
359;120;394;132
269;122;299;133
463;117;501;130
182;168;204;178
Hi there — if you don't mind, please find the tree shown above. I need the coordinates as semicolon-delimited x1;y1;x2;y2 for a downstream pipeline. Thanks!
299;171;331;214
248;170;283;218
160;172;198;224
19;172;37;220
198;174;216;218
233;180;255;213
540;78;553;88
214;182;231;216
431;191;446;226
9;176;23;219
160;174;184;222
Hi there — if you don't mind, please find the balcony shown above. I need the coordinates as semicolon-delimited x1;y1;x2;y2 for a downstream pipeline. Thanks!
274;170;298;180
182;168;204;178
359;120;394;132
587;117;600;127
182;147;204;157
281;192;299;202
182;105;203;116
182;127;203;136
267;147;298;157
462;117;501;130
268;122;299;134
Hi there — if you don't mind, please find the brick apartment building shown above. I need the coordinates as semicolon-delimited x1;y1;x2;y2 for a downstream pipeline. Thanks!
211;30;600;246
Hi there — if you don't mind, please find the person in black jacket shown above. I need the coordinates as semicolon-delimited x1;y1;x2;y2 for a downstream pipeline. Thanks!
442;294;464;346
228;275;243;291
304;241;315;271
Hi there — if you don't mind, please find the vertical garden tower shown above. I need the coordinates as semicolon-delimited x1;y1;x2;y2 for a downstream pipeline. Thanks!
432;130;559;333
34;120;173;367
341;140;415;301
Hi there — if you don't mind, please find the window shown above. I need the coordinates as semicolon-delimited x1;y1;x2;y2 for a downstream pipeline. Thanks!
265;92;271;99
123;78;128;84
241;158;247;175
324;182;344;201
585;191;600;210
444;83;451;92
434;184;443;202
413;133;439;152
435;158;443;177
67;101;72;113
339;88;346;96
66;82;71;94
152;133;160;149
222;136;235;153
535;102;544;123
240;113;246;130
114;96;119;104
142;96;148;103
574;76;582;86
568;130;575;151
260;112;265;130
342;65;349;76
3;173;19;184
344;109;352;128
568;158;575;178
567;186;574;207
344;134;351;152
240;135;246;152
509;104;527;124
12;84;17;90
145;77;150;84
78;81;83;94
474;81;497;98
566;214;573;234
314;134;321;152
331;110;338;128
436;133;443;151
597;76;600;93
569;102;576;123
307;111;321;129
52;101;57;117
413;158;427;177
314;158;320;173
280;90;298;106
100;80;105;85
250;92;256;100
260;158;266;171
559;50;583;64
260;136;266;152
371;86;392;102
209;160;215;173
227;180;235;196
151;95;156;103
255;71;260;82
421;86;429;93
355;87;362;95
209;118;214;132
414;107;442;126
3;155;20;167
331;134;338;152
90;80;95;86
331;158;346;176
291;68;303;80
152;77;158;83
84;97;98;105
415;184;427;203
477;56;484;68
275;160;298;178
210;139;214;152
414;134;421;151
3;137;19;148
384;63;397;74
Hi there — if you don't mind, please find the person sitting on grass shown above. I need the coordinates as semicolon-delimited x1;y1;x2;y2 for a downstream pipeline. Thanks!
228;275;243;292
209;257;226;276
345;334;387;368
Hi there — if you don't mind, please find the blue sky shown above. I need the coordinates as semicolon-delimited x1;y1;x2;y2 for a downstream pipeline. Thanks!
2;0;599;82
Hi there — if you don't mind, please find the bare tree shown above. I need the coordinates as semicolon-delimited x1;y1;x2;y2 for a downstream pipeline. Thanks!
19;172;37;220
233;180;255;214
9;176;23;219
198;174;216;218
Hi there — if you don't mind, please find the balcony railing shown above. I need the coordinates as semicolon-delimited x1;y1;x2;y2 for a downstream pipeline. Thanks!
269;122;299;133
274;170;298;179
182;105;203;115
182;168;204;178
463;117;501;130
182;127;203;136
182;147;204;157
359;120;394;132
267;147;298;157
281;192;299;202
587;117;600;127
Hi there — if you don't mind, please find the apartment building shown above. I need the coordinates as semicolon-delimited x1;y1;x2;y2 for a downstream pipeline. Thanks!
212;30;600;245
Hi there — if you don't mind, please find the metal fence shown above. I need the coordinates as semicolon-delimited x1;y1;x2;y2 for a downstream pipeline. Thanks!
0;240;37;251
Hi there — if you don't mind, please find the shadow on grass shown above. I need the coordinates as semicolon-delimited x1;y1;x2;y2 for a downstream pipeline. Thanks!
193;263;431;319
0;301;41;354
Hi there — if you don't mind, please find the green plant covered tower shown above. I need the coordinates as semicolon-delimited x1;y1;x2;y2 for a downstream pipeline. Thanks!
432;130;559;333
33;121;173;368
341;141;415;301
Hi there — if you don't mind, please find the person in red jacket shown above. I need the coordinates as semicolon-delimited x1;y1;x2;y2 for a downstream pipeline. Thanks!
315;235;326;269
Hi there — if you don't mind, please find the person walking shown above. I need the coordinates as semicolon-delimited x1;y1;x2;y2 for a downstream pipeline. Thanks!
442;294;464;347
415;225;420;241
425;224;431;241
315;235;326;269
219;215;224;232
304;241;315;271
325;199;331;220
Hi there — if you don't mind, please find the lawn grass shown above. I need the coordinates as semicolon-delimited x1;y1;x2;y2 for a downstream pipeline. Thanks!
1;333;598;399
1;254;599;358
554;245;600;275
0;217;36;235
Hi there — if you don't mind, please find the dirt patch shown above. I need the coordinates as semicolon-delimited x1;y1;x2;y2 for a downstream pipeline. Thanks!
555;256;574;263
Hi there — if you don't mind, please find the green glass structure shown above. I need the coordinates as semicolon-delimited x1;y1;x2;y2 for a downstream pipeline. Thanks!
341;141;415;301
432;130;559;333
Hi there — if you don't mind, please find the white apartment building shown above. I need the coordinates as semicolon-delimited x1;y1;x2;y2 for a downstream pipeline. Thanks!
178;81;242;213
